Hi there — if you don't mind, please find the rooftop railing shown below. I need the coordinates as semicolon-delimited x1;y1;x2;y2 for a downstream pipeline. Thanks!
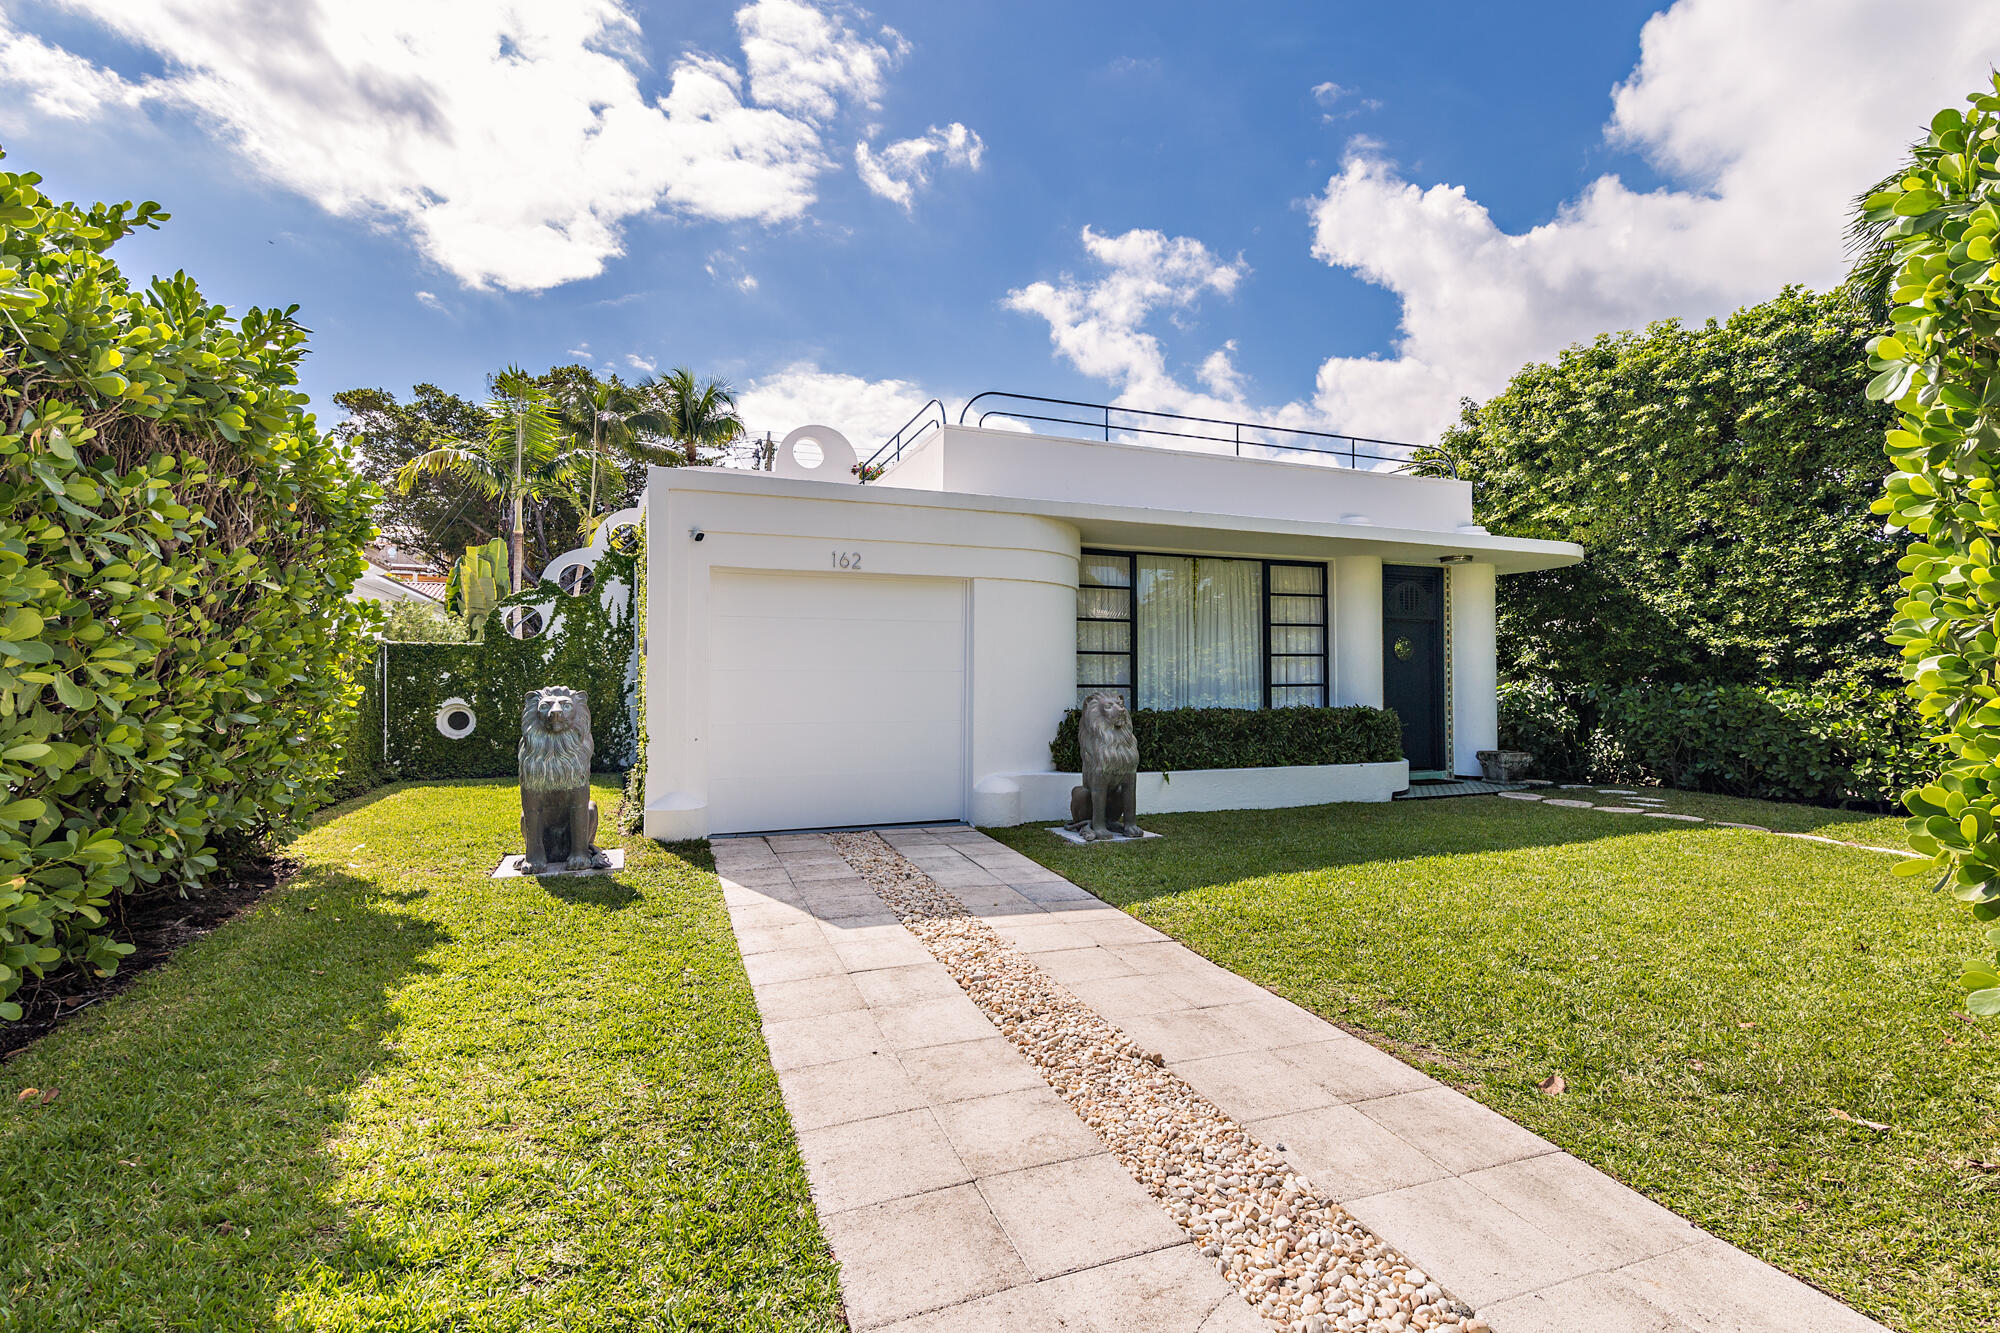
859;391;1440;479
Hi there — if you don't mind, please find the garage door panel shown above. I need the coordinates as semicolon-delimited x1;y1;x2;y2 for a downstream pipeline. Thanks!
708;571;965;832
712;615;963;672
713;669;963;726
711;719;961;780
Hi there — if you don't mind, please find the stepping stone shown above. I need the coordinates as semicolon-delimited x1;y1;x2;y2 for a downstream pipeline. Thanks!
1594;789;1639;796
1558;784;1595;790
1642;812;1704;822
1543;799;1594;808
1496;791;1544;801
1712;821;1770;832
1592;806;1645;815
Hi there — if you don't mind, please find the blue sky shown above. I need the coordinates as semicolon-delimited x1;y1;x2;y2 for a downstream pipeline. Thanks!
0;0;1995;449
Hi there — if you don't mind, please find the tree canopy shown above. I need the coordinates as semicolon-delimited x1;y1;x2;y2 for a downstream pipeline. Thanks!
1442;286;1898;688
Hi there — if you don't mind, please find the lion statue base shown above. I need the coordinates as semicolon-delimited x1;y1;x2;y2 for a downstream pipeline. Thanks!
1064;691;1144;842
518;685;613;874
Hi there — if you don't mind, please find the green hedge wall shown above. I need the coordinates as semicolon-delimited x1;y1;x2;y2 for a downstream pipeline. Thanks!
620;529;648;833
1050;705;1403;773
351;546;638;783
1498;678;1934;806
0;161;378;1018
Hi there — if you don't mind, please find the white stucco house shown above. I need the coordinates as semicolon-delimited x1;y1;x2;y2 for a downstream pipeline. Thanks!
640;397;1581;840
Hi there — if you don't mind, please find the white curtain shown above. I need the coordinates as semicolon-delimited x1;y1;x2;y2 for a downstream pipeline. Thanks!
1138;556;1262;709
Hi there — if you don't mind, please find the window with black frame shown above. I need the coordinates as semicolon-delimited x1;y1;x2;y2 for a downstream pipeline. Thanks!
1266;562;1328;707
1076;551;1328;710
1076;551;1134;706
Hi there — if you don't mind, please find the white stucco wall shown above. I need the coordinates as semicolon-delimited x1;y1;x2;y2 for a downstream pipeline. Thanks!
1449;562;1499;777
878;426;1477;534
643;471;1078;840
1331;554;1384;708
972;761;1410;826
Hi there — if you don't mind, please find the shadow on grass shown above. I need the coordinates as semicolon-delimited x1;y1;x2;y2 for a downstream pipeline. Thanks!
0;862;445;1331
542;875;642;909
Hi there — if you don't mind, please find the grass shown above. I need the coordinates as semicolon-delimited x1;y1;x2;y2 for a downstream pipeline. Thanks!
0;779;841;1332
987;795;2000;1333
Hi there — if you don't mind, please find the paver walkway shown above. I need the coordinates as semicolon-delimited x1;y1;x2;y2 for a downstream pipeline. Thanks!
713;826;1890;1333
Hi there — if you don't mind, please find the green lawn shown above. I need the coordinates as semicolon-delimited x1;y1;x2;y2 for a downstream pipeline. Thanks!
0;779;840;1333
988;795;2000;1333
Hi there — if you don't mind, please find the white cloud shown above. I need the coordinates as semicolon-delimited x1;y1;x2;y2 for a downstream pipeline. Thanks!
737;0;907;123
1310;81;1380;121
1010;0;2000;446
737;362;942;452
565;345;594;360
0;16;143;119
0;0;914;291
705;249;760;292
626;353;658;375
414;290;445;311
855;122;984;210
1004;226;1247;408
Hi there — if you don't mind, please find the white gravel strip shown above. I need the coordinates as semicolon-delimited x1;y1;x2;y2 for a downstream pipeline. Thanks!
829;831;1485;1333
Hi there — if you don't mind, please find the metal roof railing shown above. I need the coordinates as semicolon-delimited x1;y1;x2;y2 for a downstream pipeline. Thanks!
858;391;1439;480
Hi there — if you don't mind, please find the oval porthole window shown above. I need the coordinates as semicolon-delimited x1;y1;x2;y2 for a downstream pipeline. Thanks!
1393;636;1416;661
559;564;595;597
436;697;477;739
792;438;825;469
504;606;545;640
607;523;641;555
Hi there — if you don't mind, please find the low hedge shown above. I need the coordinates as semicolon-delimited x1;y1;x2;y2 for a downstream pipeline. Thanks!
1050;704;1402;773
1498;677;1932;806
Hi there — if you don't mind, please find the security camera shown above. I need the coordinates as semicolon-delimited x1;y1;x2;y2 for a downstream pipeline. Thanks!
691;528;706;542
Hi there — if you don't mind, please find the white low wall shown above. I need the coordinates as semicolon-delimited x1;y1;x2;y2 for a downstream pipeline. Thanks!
971;761;1408;827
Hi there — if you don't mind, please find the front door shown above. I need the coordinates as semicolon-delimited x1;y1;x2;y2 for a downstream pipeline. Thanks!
1382;566;1446;774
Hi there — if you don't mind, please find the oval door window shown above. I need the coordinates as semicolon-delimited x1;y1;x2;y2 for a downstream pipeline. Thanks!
1393;636;1416;661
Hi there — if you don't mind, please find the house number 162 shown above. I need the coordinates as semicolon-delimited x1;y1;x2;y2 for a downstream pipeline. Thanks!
832;550;862;569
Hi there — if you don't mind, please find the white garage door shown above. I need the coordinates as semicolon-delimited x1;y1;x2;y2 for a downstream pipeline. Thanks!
708;571;966;834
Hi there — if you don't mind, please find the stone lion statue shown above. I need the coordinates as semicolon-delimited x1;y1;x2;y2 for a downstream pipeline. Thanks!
1067;691;1143;841
518;686;611;873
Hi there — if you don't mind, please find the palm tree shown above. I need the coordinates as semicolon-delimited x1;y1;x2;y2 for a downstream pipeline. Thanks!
558;376;651;536
396;367;577;593
637;367;746;466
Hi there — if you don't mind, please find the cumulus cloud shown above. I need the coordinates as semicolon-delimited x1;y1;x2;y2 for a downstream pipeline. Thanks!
1010;0;2000;445
1004;226;1246;409
855;122;984;210
0;0;915;291
737;362;944;451
738;0;908;122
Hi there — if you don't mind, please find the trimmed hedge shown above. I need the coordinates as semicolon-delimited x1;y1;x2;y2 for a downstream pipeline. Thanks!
351;549;639;783
1499;678;1933;806
1050;705;1402;773
0;161;377;1018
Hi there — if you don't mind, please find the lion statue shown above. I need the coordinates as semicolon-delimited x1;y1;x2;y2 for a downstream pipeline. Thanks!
518;686;611;873
1066;691;1143;841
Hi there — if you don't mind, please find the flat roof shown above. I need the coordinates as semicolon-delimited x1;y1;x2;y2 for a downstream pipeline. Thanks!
651;465;1581;575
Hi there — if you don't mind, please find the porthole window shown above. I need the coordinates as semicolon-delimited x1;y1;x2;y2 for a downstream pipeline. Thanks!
436;697;477;739
559;564;595;597
1393;635;1416;661
504;606;545;640
606;523;641;555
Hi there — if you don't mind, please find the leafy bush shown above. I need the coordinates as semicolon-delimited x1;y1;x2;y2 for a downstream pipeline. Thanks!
357;553;638;783
379;598;468;643
1864;76;2000;1013
0;159;376;1018
1498;679;1933;805
1443;287;1899;688
1050;705;1402;773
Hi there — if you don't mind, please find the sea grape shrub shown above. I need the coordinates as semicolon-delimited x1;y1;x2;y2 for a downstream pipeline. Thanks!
1866;78;2000;1015
0;157;377;1019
